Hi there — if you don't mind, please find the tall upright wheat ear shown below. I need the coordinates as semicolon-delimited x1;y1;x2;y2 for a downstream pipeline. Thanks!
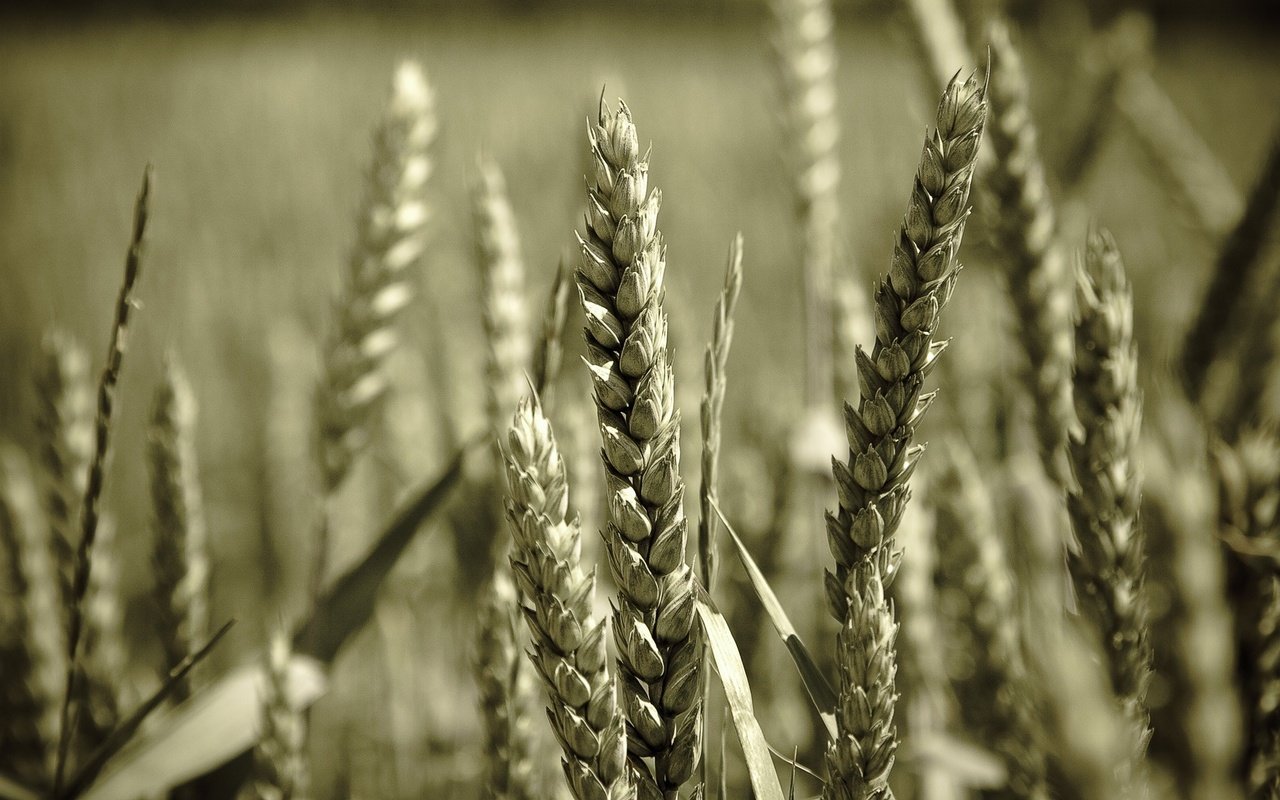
313;60;435;592
931;440;1048;800
769;0;842;408
985;19;1075;490
1066;228;1152;792
823;70;987;800
502;397;634;800
148;357;209;703
575;98;702;798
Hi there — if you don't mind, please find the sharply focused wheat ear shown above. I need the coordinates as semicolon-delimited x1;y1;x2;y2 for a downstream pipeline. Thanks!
575;97;703;796
769;0;841;409
148;357;210;703
985;19;1075;490
313;60;435;595
501;397;633;800
823;70;987;800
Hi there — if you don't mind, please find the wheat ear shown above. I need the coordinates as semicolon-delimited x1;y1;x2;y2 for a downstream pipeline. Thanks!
770;0;840;408
475;155;533;433
1249;575;1280;798
1066;228;1153;783
932;441;1048;800
1182;127;1280;411
1117;69;1243;240
502;397;634;800
33;330;93;628
148;357;209;702
576;98;702;797
247;632;311;800
697;234;743;595
79;517;129;747
985;19;1075;489
823;70;987;799
53;165;151;792
474;569;538;800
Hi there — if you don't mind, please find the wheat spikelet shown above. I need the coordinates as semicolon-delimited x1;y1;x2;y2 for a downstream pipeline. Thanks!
1066;228;1152;787
822;70;987;799
317;60;435;495
1117;69;1243;241
246;632;311;800
770;0;840;408
985;19;1075;489
1182;128;1280;407
34;329;93;626
931;441;1048;800
148;357;210;702
54;166;151;792
575;98;702;797
474;570;538;800
475;155;533;435
502;397;634;800
697;234;743;595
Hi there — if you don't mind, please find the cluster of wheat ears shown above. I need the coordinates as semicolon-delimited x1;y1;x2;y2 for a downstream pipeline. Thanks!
2;2;1279;799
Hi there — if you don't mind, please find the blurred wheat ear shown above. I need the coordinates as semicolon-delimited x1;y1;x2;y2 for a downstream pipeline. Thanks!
245;632;312;800
148;356;210;704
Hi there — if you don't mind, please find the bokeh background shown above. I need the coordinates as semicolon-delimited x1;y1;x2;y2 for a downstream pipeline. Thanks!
1;1;1278;796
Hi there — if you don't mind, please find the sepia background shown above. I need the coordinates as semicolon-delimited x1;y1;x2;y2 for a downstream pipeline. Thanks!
1;1;1278;798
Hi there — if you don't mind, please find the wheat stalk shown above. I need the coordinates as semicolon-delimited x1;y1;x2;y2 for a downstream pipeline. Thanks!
1181;128;1280;407
148;357;210;703
533;260;573;413
474;569;539;800
502;397;634;800
823;70;987;799
54;165;151;792
985;19;1075;490
34;330;93;629
931;441;1048;800
769;0;840;409
1117;68;1243;241
475;155;533;435
575;97;702;797
247;632;312;800
1065;228;1152;786
697;234;743;596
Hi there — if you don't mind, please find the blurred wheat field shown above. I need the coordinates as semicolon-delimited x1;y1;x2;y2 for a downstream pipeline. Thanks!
2;3;1280;799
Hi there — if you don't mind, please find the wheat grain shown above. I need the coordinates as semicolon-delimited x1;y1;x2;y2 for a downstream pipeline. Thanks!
1066;228;1152;786
697;234;743;596
54;165;151;792
316;60;435;494
575;97;702;798
247;632;312;800
770;0;840;408
985;19;1075;489
475;155;533;435
823;70;987;800
502;397;634;800
148;357;210;702
474;569;539;800
931;441;1048;800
